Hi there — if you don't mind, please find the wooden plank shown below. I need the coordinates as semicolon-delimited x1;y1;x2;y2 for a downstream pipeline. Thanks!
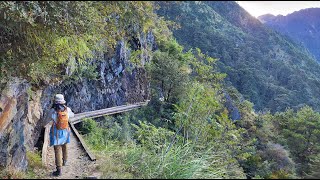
69;123;96;161
42;124;51;166
86;106;139;119
70;103;141;122
72;104;129;117
71;101;148;119
71;106;139;124
70;101;149;124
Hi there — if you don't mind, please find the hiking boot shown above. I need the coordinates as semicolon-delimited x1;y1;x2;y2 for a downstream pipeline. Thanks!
52;167;62;176
63;160;67;166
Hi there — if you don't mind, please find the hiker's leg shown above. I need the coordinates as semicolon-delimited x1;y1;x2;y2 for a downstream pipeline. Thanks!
54;145;63;167
62;143;68;165
53;145;62;176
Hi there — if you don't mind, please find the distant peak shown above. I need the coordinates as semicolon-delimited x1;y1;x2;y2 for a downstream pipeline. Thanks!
258;13;275;18
257;14;276;23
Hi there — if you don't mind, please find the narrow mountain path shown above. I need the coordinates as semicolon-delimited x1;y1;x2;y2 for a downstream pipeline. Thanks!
44;131;101;179
41;101;150;179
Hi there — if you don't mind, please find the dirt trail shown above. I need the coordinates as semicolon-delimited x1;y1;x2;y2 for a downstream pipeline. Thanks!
44;131;101;179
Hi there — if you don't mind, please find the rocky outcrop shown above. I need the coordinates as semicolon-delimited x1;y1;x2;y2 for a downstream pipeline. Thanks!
223;92;241;121
0;32;155;171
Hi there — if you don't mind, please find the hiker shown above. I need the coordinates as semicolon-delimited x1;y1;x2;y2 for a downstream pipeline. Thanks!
47;94;75;176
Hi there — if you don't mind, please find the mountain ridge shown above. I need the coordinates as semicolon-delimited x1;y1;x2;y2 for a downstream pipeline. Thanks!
258;8;320;62
156;1;320;112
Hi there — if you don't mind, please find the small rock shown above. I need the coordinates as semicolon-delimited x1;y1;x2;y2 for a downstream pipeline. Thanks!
84;176;97;179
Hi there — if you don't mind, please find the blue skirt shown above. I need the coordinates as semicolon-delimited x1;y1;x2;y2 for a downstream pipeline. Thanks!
50;125;71;146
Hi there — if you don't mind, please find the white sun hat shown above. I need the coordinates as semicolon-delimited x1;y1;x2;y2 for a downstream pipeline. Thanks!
54;94;66;104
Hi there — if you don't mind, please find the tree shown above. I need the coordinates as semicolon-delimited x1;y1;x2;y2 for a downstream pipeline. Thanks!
150;50;190;103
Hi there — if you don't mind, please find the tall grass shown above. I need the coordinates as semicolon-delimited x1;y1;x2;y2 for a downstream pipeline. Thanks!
80;117;246;179
123;143;245;179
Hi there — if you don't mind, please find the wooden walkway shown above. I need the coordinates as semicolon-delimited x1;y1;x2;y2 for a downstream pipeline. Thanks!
42;101;149;169
70;101;149;124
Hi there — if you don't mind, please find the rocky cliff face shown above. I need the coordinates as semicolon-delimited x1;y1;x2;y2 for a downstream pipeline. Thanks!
0;78;43;171
0;32;155;171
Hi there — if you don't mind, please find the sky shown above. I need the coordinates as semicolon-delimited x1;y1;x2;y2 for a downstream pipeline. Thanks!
236;1;320;17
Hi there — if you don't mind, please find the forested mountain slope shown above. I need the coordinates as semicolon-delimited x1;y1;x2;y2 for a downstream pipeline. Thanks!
259;8;320;62
156;1;320;112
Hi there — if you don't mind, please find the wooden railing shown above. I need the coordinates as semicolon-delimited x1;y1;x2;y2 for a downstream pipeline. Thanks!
42;124;51;166
69;123;96;161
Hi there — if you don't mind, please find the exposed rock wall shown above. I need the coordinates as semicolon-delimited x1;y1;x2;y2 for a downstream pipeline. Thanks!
0;32;155;171
0;78;43;171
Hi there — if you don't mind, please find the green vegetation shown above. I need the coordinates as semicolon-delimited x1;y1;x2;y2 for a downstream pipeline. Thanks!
0;1;170;84
235;105;320;178
25;150;46;179
79;36;320;179
78;39;247;179
156;1;320;113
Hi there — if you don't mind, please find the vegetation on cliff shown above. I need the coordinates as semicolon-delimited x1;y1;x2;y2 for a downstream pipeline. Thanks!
0;1;170;84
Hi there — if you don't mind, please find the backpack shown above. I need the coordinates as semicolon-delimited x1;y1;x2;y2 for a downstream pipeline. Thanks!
56;106;69;130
